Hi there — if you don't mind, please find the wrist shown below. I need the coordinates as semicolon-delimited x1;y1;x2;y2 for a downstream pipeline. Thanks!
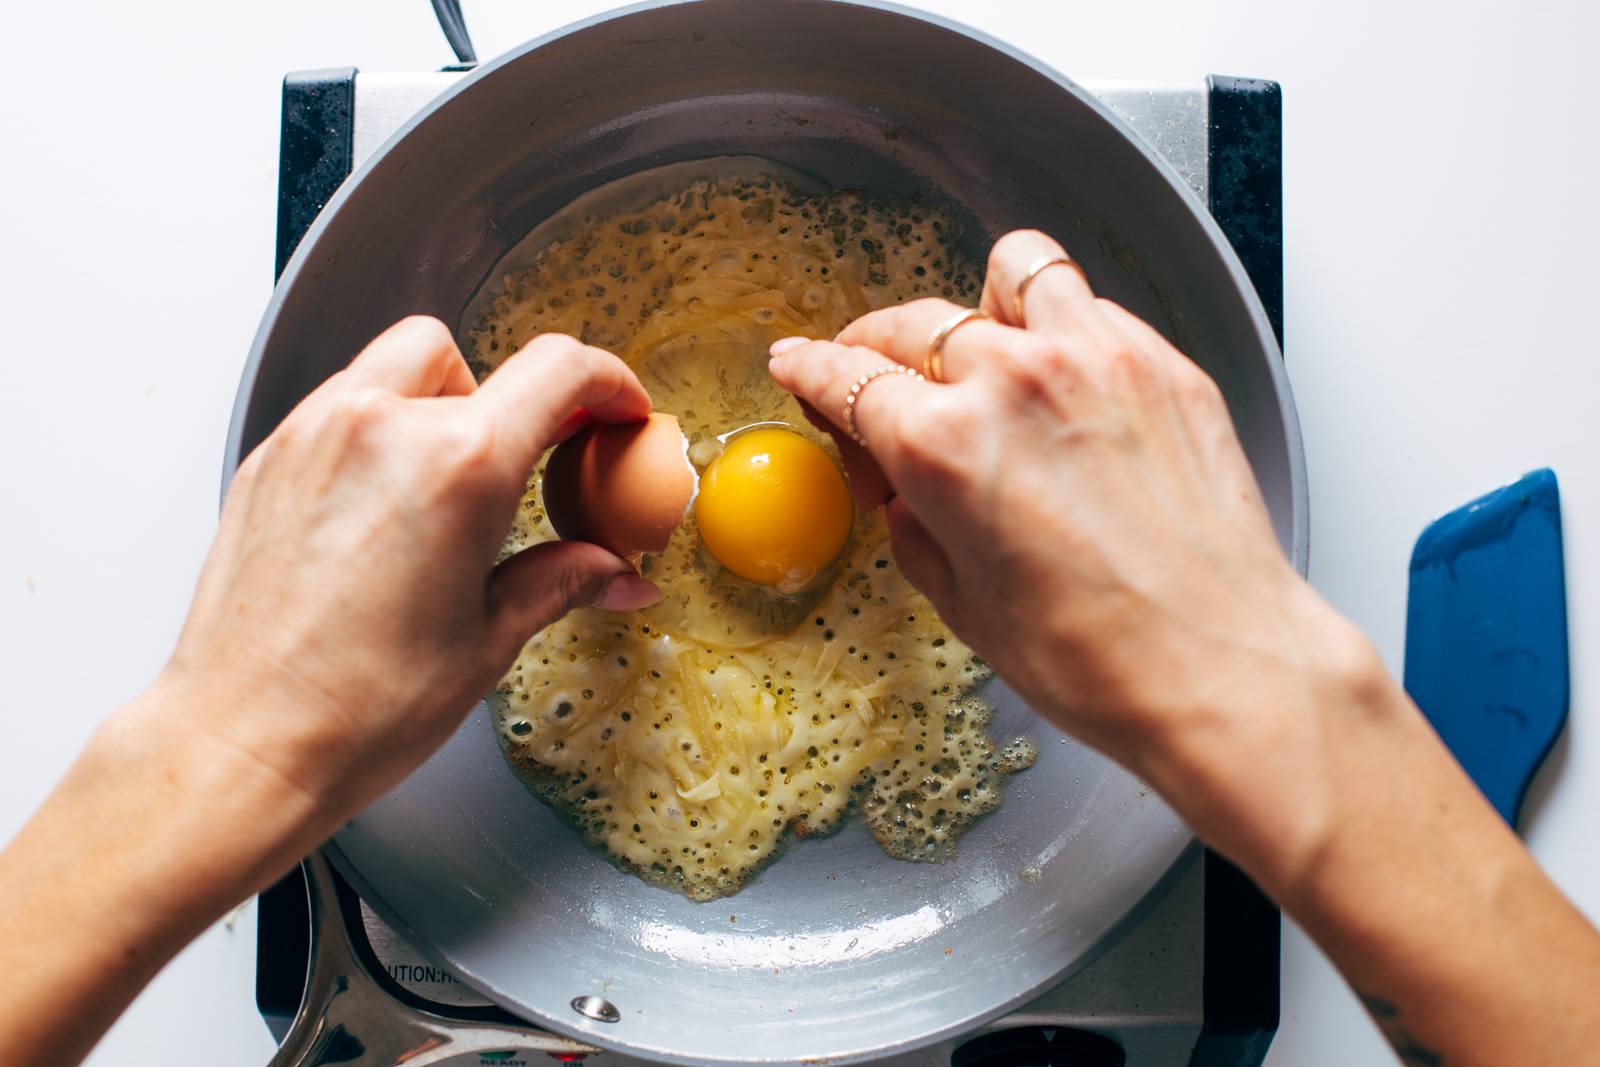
0;682;330;1063
1134;584;1402;900
98;677;330;908
157;637;368;801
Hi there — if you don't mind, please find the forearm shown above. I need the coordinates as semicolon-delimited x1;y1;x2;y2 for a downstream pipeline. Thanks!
1278;694;1599;1066
1149;605;1600;1066
0;681;327;1067
0;318;655;1067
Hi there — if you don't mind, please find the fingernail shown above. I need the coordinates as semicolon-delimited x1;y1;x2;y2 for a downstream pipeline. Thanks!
769;336;808;358
592;574;661;612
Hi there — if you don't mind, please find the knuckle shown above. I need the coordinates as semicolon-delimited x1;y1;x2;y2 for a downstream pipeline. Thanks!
902;298;961;339
531;555;606;619
873;302;911;338
845;304;894;337
844;343;883;368
232;444;266;485
840;344;895;389
831;344;878;384
435;416;498;476
995;335;1072;394
1109;343;1154;379
266;408;303;447
328;387;396;433
524;332;586;365
1023;334;1073;373
990;228;1055;269
274;385;340;445
554;565;599;612
898;393;978;474
550;337;609;383
1174;362;1228;415
225;445;268;503
1093;296;1125;319
901;296;950;322
791;347;838;400
394;314;454;351
591;350;629;391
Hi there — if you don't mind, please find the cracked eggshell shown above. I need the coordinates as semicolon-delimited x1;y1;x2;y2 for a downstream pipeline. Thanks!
542;412;694;558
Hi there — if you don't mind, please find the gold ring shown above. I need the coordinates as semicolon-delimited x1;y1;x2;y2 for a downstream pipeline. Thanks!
843;363;923;446
1013;254;1086;325
923;307;990;383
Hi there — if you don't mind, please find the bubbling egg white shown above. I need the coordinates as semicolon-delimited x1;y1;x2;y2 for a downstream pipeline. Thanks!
468;165;1036;901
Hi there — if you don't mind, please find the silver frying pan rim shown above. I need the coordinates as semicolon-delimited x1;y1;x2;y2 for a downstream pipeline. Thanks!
227;1;1307;1061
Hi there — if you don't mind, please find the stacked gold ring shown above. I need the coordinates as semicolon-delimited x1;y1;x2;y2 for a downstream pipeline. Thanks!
843;363;923;447
1013;254;1086;325
923;307;990;383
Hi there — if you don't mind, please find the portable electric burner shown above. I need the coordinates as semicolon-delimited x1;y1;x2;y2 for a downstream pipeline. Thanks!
253;52;1284;1067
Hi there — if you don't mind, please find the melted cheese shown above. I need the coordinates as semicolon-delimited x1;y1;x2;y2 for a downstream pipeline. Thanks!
469;169;1034;901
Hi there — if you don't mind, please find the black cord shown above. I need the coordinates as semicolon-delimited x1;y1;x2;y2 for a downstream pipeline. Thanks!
430;0;478;66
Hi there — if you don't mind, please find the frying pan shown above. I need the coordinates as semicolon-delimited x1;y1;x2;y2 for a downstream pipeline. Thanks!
227;1;1307;1062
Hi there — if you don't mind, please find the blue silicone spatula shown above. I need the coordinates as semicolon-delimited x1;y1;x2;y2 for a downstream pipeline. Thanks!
1403;468;1570;827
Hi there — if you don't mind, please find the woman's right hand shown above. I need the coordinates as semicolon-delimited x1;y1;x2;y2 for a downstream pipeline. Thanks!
769;230;1376;882
771;230;1600;1067
768;227;1395;902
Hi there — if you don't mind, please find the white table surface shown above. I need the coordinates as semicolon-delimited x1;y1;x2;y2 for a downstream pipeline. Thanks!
2;1;1594;1064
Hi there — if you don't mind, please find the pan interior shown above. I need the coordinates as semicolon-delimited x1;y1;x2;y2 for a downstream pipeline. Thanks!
455;154;832;344
237;2;1299;1062
361;148;1189;1057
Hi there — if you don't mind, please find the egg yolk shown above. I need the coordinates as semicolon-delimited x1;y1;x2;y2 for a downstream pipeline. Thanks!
695;428;853;592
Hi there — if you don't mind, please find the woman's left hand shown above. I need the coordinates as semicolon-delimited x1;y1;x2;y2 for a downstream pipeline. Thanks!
0;318;662;1067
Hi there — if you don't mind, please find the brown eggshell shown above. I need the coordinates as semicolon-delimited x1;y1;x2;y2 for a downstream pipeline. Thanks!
542;412;694;557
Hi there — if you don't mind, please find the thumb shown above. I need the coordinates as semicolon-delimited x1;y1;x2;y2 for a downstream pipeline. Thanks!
487;540;660;651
